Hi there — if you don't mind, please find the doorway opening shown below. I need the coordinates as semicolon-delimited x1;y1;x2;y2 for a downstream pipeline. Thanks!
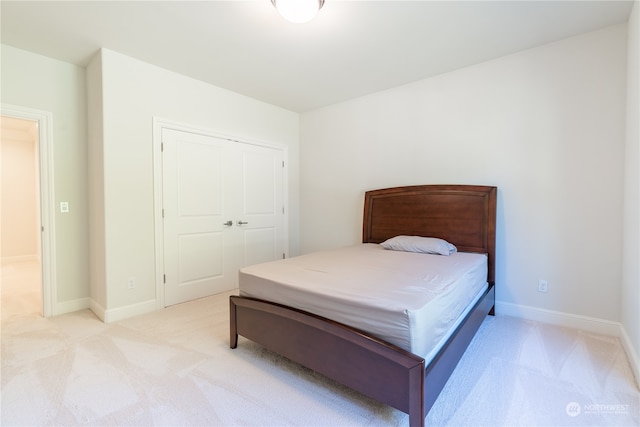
1;116;41;317
1;106;55;319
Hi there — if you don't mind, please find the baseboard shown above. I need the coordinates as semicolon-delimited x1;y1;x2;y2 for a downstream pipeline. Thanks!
2;255;40;264
496;300;621;336
102;299;158;323
619;325;640;388
55;297;90;316
89;299;106;322
496;300;640;387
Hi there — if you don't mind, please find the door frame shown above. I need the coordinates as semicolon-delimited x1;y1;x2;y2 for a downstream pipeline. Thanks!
152;117;289;309
1;104;57;317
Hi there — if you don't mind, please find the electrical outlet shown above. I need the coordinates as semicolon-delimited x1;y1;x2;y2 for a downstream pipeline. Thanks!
538;279;548;293
127;277;136;289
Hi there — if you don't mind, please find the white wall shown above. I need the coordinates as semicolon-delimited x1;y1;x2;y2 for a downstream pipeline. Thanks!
1;45;89;307
87;49;300;320
300;25;627;324
622;1;640;379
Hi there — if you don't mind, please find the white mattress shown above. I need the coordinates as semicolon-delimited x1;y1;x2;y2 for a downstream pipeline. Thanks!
239;243;488;361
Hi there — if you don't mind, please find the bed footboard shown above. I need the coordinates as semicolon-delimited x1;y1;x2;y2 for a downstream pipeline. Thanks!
230;283;495;427
230;295;426;426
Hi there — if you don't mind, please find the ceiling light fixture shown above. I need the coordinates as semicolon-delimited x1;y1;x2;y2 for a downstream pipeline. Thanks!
271;0;325;24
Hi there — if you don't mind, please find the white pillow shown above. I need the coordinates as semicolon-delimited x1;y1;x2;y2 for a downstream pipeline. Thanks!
380;235;457;256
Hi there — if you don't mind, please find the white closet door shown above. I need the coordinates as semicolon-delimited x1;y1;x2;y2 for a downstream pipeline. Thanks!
162;128;284;306
237;144;285;267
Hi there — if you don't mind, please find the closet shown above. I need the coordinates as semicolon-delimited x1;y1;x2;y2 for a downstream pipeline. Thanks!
161;127;285;306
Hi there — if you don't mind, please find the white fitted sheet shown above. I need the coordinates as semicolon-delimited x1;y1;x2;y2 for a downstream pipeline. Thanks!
239;243;488;360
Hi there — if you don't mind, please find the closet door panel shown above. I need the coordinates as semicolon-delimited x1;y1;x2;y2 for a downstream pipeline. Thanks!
162;129;235;306
237;146;284;267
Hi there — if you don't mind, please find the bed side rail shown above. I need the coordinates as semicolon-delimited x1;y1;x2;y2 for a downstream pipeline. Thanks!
423;284;495;413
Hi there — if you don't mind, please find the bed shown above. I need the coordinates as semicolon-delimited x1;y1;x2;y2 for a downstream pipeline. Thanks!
230;184;497;427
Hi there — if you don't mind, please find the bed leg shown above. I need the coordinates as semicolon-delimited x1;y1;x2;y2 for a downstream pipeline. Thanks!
408;362;425;427
229;296;238;349
409;410;425;427
488;282;496;316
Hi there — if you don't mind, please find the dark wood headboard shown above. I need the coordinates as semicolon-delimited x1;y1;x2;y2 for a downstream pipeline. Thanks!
363;185;497;284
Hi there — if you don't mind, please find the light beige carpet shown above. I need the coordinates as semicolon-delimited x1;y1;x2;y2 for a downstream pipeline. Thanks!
1;289;638;426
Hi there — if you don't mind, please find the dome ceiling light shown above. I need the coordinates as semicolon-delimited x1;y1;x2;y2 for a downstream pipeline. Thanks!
271;0;325;24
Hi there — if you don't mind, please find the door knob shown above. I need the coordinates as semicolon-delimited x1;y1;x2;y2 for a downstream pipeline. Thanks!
237;221;249;225
223;220;233;226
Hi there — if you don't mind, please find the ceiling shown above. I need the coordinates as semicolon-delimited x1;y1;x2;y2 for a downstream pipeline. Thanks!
1;1;634;112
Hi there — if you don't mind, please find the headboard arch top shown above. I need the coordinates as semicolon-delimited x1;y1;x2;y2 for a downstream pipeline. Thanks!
363;184;497;284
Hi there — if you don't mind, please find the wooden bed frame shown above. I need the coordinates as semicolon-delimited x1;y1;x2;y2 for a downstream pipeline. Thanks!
230;185;497;426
